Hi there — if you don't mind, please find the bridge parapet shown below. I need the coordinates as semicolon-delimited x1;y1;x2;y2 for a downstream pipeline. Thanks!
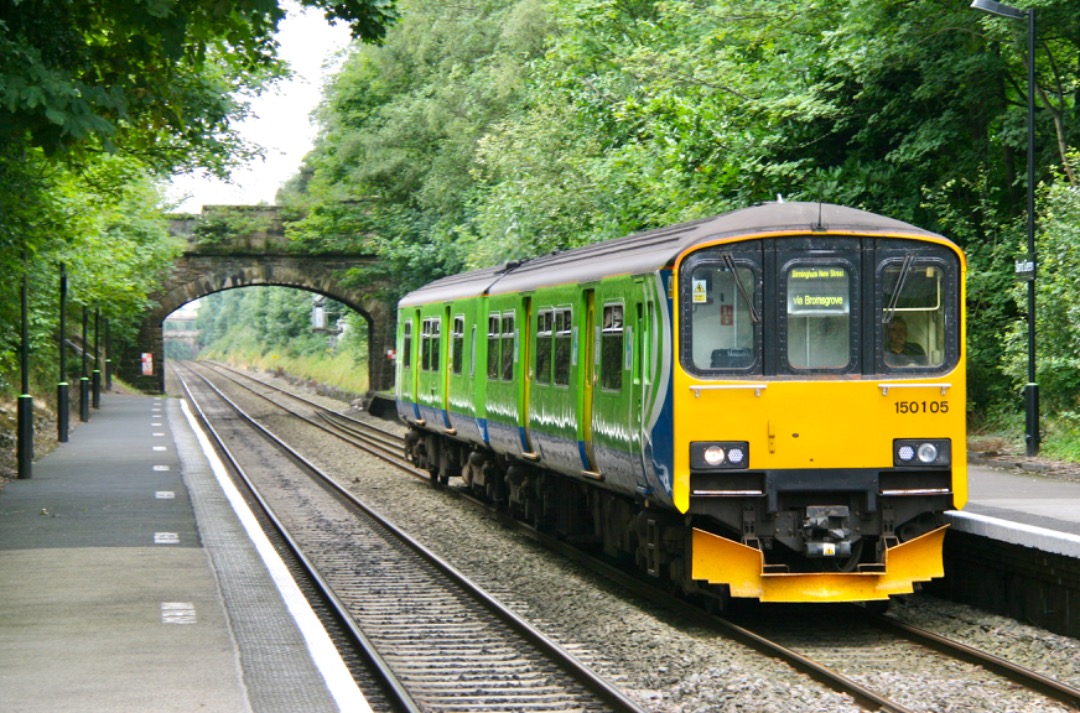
170;205;290;255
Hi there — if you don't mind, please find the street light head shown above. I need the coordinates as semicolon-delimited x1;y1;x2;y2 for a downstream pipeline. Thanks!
970;0;1028;21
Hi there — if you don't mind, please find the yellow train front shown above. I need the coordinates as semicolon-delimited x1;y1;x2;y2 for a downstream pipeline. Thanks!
673;206;966;603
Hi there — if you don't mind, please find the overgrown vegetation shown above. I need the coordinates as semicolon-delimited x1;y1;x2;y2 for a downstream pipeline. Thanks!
274;0;1080;457
195;288;370;395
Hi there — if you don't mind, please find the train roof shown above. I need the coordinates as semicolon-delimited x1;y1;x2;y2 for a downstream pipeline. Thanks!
399;202;951;307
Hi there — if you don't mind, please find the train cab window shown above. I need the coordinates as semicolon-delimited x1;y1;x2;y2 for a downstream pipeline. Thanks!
881;260;948;371
554;308;572;386
601;303;624;391
451;315;465;375
421;317;441;372
685;259;760;373
501;312;516;381
402;321;413;369
785;262;852;370
536;310;553;384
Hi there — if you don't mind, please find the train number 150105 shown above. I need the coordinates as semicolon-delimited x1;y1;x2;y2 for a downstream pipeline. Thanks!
895;400;949;415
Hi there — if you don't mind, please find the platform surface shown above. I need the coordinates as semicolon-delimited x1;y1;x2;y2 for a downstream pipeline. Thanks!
944;462;1080;560
0;392;354;713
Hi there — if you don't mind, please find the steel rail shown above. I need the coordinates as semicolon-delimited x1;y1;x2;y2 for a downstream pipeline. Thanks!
872;614;1080;709
192;360;422;474
173;363;421;713
179;361;647;713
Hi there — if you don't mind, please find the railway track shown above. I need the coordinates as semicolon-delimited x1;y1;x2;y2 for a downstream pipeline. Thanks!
184;360;1080;712
174;362;646;713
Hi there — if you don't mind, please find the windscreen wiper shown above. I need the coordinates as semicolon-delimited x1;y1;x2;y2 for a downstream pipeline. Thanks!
721;253;761;323
882;253;915;323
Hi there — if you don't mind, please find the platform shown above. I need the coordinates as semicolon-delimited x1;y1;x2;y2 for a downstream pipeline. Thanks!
950;463;1080;556
0;392;367;713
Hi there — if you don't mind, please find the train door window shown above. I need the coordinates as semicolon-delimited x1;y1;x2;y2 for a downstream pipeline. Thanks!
451;315;465;375
487;313;501;379
501;312;516;381
683;256;760;373
536;310;553;384
554;308;572;386
402;321;412;369
600;303;624;391
421;317;441;372
784;262;852;371
880;259;948;371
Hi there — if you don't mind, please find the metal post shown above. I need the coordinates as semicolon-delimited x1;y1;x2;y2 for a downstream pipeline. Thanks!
1023;8;1039;456
58;263;69;443
17;250;33;479
92;306;101;409
971;0;1039;455
80;305;90;422
104;318;112;391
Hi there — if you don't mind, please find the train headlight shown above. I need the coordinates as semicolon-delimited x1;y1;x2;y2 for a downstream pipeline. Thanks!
691;442;750;470
703;446;726;466
893;439;950;467
917;443;939;464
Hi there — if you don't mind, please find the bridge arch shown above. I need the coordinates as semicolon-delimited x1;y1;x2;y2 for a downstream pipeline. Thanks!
119;206;396;399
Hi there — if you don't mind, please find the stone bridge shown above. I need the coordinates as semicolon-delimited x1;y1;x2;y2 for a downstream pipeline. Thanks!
118;205;395;398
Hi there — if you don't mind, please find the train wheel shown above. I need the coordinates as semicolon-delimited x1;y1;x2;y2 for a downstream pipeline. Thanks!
425;435;442;487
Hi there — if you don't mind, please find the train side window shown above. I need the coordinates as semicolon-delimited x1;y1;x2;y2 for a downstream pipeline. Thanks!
487;313;500;379
785;262;852;370
451;315;465;375
601;303;624;391
554;308;572;386
881;260;947;370
402;321;412;369
536;310;553;384
421;317;441;372
501;312;516;381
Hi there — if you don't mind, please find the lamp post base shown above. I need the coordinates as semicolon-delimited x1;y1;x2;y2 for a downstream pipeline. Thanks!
17;395;33;479
1025;383;1040;456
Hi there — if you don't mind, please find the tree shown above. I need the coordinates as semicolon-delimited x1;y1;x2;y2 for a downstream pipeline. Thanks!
0;0;399;172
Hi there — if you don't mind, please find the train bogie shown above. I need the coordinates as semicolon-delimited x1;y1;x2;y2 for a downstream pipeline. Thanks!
396;202;966;605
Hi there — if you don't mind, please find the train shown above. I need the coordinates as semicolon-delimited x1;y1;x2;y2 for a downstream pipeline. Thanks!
395;201;966;606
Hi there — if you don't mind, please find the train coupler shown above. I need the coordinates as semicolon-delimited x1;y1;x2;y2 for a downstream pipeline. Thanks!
802;505;855;558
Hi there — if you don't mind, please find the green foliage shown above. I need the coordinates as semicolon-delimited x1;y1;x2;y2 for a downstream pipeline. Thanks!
191;206;275;249
196;286;369;393
1002;154;1080;414
0;147;180;397
0;0;399;169
281;0;1080;431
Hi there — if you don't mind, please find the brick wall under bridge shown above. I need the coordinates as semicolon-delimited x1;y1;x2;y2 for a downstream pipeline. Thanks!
118;206;396;399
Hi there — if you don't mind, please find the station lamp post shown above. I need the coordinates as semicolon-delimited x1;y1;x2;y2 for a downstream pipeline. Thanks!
971;0;1039;455
18;250;33;479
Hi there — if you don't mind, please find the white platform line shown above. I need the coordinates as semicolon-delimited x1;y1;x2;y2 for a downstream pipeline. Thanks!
180;399;372;713
947;509;1080;559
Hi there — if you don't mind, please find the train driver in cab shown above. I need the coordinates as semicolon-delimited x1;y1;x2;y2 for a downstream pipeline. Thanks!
885;317;925;366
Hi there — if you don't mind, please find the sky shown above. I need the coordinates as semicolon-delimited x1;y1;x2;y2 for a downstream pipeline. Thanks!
165;4;353;213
